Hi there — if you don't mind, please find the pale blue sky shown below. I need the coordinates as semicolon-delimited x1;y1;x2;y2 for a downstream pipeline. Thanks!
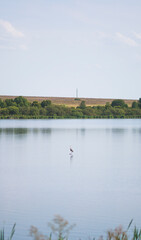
0;0;141;99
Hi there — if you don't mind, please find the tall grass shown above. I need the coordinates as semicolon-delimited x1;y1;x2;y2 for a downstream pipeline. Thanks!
1;219;141;240
30;217;141;240
0;223;16;240
30;215;76;240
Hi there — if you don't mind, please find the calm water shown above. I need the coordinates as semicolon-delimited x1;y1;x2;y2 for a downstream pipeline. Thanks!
0;119;141;240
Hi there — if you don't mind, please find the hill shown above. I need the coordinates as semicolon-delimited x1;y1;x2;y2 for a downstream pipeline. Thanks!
0;95;136;107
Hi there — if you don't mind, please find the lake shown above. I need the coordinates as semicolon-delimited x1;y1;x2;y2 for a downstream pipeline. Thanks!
0;119;141;240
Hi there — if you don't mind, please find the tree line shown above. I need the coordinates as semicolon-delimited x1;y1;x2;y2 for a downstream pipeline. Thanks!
0;96;141;119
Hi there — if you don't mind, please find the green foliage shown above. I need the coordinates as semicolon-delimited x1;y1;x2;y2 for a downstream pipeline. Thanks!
19;107;30;115
0;99;6;108
138;98;141;109
71;108;83;118
133;226;141;240
39;108;47;116
82;107;95;117
111;99;127;108
14;96;29;107
0;99;2;107
32;101;41;108
74;98;81;101
41;100;51;108
0;96;141;119
105;102;111;109
132;101;138;109
29;107;39;116
79;101;86;109
0;223;16;240
0;108;9;115
8;106;19;115
5;99;16;107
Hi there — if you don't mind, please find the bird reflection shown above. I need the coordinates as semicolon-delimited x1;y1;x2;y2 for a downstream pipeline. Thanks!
69;153;73;166
69;146;74;166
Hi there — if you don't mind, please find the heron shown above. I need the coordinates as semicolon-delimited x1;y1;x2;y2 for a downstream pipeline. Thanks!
69;146;74;154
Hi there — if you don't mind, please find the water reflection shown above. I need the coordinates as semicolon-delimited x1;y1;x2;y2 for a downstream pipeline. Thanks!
132;128;141;134
0;128;28;135
105;128;126;135
69;154;73;167
80;128;86;136
0;120;141;240
41;128;52;134
1;127;141;141
0;128;52;136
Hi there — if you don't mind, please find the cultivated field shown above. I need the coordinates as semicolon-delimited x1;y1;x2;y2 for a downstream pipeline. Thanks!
0;95;136;107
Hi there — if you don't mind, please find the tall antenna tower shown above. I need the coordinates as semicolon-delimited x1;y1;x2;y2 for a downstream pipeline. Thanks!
76;88;78;98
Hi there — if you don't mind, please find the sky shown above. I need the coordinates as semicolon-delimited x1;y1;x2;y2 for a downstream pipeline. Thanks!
0;0;141;99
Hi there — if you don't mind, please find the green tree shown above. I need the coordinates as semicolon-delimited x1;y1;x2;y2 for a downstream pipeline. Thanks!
105;102;111;109
19;107;30;115
5;99;16;107
132;101;138;108
0;99;6;108
32;101;40;108
0;108;9;115
111;99;127;108
14;96;29;107
8;106;19;115
29;107;39;116
111;107;125;118
39;108;47;116
41;100;51;108
79;101;86;109
46;105;66;117
83;107;94;117
138;98;141;108
71;108;83;118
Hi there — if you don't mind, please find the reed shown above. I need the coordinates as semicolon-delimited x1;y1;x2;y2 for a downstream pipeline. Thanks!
1;220;141;240
0;223;16;240
30;218;141;240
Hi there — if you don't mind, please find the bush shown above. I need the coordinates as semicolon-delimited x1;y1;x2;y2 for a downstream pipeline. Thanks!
5;99;16;107
0;108;9;115
0;99;6;108
111;99;127;108
19;107;30;115
132;101;138;108
29;107;39;116
32;101;41;108
41;100;51;108
79;101;86;109
74;98;81;101
8;106;19;115
14;96;29;107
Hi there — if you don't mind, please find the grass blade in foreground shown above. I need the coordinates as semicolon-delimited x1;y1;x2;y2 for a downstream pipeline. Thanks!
0;224;16;240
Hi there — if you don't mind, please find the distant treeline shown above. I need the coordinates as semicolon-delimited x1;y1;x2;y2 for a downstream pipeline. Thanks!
0;96;141;119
